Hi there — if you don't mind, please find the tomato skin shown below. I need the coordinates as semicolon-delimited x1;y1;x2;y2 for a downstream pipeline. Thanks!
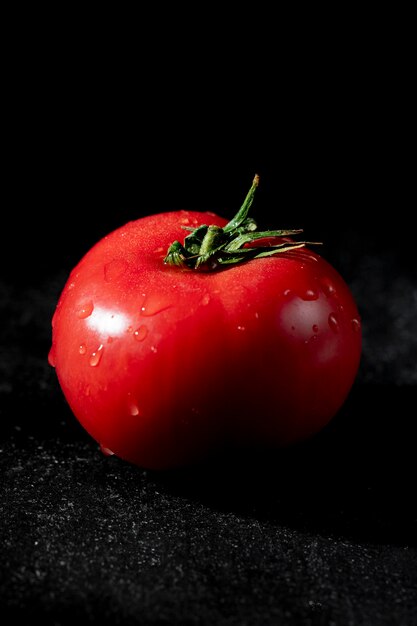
50;210;361;469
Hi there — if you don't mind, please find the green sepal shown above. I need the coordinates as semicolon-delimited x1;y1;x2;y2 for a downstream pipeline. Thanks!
164;175;319;271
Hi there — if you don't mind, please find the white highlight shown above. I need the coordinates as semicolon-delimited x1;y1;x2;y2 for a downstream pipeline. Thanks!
86;306;129;336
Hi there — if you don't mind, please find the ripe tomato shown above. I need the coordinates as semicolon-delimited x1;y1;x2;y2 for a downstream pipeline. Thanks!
49;177;361;469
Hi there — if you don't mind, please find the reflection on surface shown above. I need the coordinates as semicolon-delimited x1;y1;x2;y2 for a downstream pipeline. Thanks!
86;306;129;336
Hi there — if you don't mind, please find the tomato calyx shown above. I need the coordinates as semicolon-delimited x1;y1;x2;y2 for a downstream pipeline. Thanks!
164;174;317;271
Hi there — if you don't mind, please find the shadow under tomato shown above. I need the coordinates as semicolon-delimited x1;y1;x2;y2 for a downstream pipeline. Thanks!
153;384;417;547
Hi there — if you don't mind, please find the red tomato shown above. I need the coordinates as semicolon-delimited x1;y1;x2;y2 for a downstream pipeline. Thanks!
49;179;361;469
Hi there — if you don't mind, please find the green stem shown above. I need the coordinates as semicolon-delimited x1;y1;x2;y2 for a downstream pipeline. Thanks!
164;175;319;270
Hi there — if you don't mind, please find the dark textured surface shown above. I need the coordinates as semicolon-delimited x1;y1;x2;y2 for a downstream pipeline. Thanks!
1;434;416;626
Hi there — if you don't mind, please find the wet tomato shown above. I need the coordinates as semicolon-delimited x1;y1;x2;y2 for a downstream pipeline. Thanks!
49;177;361;469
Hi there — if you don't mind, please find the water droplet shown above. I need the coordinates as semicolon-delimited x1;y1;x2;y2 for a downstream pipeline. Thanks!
151;346;158;353
328;313;339;333
303;289;319;301
237;325;246;331
140;294;172;317
283;289;291;297
134;325;148;341
48;346;56;367
321;279;336;297
104;259;128;282
100;444;114;457
89;344;104;367
79;344;87;355
312;324;319;333
126;392;140;416
77;301;94;319
352;318;361;332
337;303;344;312
201;294;210;306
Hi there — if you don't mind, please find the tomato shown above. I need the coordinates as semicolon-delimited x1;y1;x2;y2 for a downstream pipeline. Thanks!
49;177;361;469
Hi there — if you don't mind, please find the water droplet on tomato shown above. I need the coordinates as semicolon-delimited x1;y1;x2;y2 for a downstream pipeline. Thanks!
77;301;94;319
351;318;361;332
303;289;319;301
134;325;148;341
150;346;158;353
321;279;336;297
141;294;172;317
237;325;246;331
100;444;114;456
312;324;319;333
89;344;104;367
283;289;291;297
79;344;87;355
103;259;128;282
328;313;339;333
126;392;140;416
127;396;140;416
48;346;56;367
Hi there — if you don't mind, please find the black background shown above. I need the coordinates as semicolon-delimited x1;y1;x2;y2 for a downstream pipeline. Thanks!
1;14;416;626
